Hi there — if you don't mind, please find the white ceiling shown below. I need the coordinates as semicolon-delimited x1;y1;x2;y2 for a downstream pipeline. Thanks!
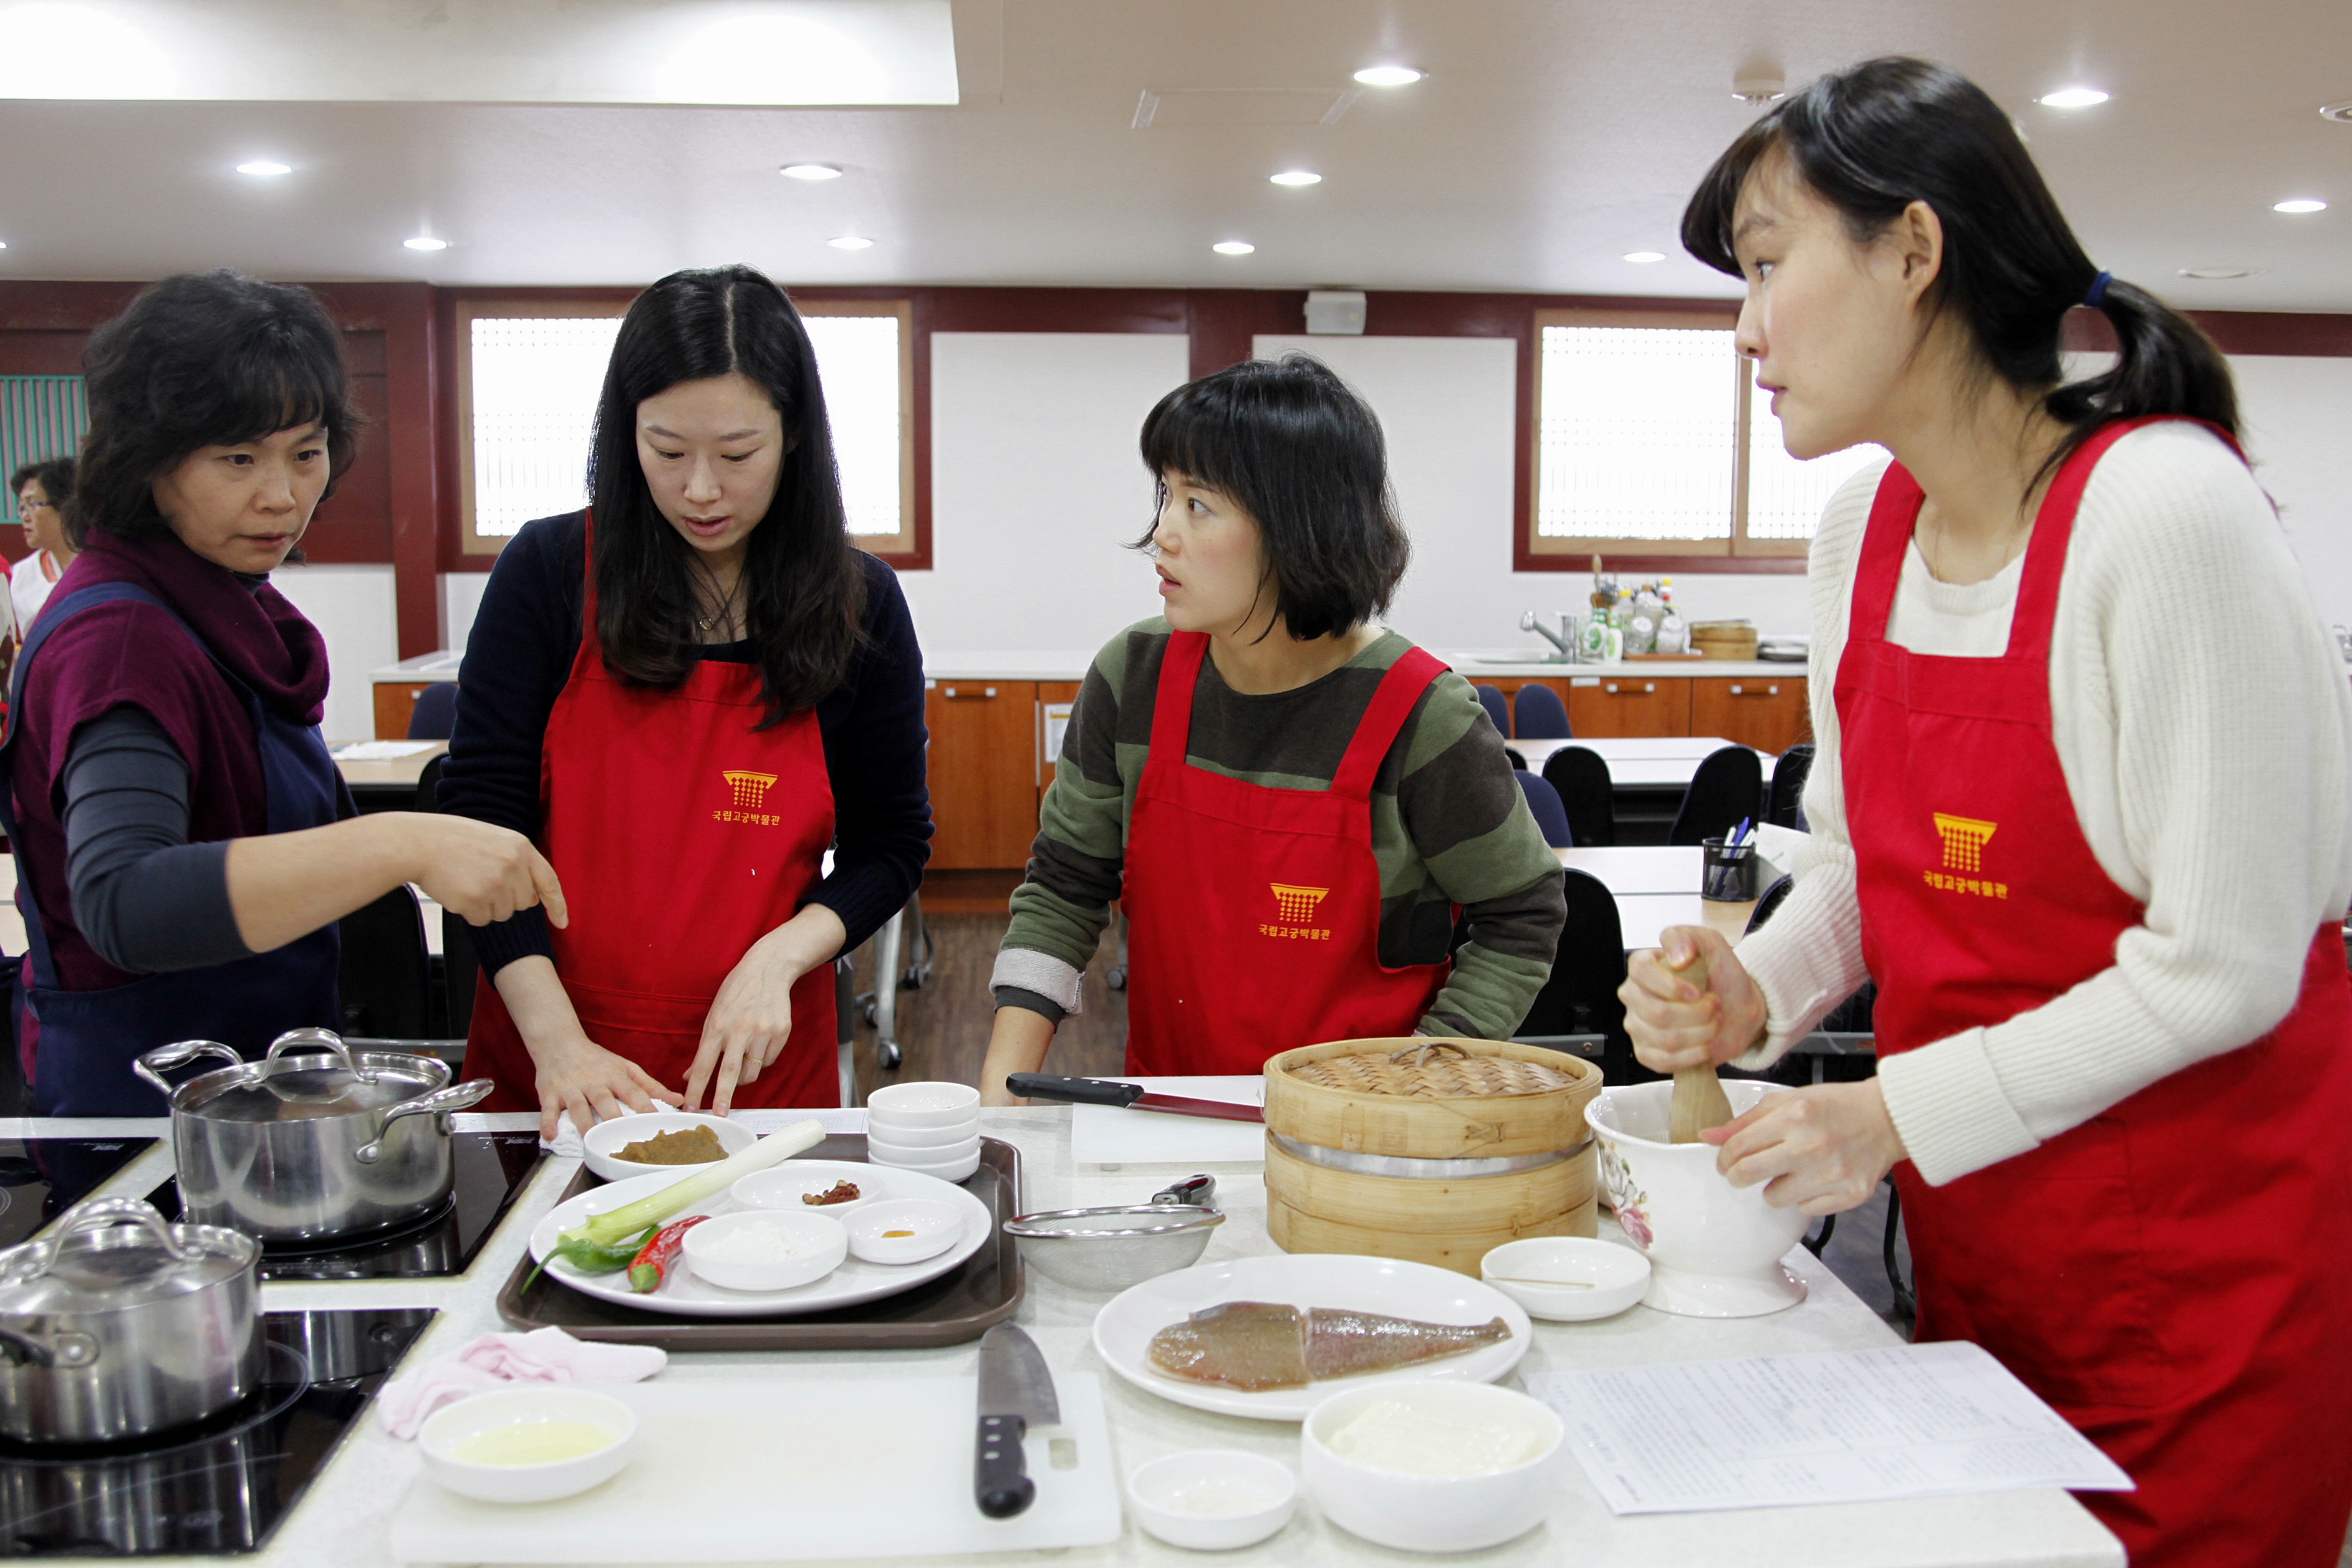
1;0;2346;309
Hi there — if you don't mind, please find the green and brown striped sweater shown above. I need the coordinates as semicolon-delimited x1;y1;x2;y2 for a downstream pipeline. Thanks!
992;620;1567;1041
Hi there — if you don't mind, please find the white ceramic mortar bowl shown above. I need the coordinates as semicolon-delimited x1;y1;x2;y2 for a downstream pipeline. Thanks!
1299;1381;1565;1553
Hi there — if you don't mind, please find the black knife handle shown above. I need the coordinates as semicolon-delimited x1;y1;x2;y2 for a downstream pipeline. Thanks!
975;1412;1034;1518
1006;1073;1144;1109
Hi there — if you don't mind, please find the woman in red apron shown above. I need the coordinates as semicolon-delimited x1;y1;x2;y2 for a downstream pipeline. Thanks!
979;355;1566;1100
1622;59;2352;1566
440;267;931;1135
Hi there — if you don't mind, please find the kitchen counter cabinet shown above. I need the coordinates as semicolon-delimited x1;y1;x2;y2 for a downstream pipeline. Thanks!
925;678;1043;869
1689;676;1811;755
9;1110;2123;1568
1567;673;1693;738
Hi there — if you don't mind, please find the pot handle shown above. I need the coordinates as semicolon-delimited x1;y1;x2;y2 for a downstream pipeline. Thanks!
354;1078;496;1164
4;1196;196;1288
263;1026;375;1084
0;1323;99;1370
133;1040;245;1101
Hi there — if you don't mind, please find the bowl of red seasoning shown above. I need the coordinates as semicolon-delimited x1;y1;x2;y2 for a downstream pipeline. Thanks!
732;1161;882;1217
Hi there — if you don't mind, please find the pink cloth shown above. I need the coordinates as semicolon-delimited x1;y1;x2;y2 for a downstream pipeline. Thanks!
375;1326;666;1438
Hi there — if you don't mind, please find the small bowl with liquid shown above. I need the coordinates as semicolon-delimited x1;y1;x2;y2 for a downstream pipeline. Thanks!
1127;1449;1298;1550
419;1387;638;1504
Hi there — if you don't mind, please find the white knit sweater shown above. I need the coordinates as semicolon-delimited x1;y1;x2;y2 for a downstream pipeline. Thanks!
1734;421;2352;1185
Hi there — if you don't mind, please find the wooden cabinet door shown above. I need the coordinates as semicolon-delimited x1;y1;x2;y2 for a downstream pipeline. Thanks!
1689;676;1811;754
374;683;428;739
1037;681;1081;798
924;679;1042;869
1566;676;1692;738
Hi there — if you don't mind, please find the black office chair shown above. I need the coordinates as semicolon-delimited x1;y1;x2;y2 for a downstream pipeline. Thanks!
1472;683;1511;739
338;885;433;1040
1512;683;1571;739
1541;745;1616;847
1766;743;1813;831
407;681;458;741
1514;869;1644;1080
1745;873;1795;934
1513;769;1573;849
1668;746;1765;846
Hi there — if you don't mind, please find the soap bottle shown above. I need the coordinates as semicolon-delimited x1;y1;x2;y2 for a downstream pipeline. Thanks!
1656;577;1687;655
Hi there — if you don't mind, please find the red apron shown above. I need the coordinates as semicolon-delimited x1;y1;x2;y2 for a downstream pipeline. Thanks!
1836;418;2352;1567
1122;631;1451;1075
468;518;840;1110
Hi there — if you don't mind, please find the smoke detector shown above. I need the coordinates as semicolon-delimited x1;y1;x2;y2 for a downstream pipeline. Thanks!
1731;65;1785;105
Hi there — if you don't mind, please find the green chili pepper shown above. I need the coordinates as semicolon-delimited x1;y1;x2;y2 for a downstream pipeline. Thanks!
524;1226;653;1291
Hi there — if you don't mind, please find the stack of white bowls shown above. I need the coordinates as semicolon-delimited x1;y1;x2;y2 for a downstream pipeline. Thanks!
863;1082;982;1183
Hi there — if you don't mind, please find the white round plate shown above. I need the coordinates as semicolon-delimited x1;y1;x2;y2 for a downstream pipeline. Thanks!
1092;1254;1533;1421
529;1160;991;1318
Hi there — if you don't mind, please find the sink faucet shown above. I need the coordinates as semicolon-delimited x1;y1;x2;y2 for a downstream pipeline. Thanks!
1520;610;1578;663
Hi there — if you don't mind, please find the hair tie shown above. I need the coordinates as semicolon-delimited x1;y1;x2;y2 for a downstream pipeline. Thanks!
2083;270;2113;309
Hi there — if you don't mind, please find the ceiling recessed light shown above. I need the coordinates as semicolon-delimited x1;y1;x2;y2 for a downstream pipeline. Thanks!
781;163;843;180
2036;87;2110;108
1623;251;1666;264
1270;170;1321;186
0;240;9;251
2318;100;2352;123
2274;198;2328;213
236;160;292;178
827;235;875;249
1352;65;1424;87
2177;266;2261;280
403;236;448;251
1212;240;1256;256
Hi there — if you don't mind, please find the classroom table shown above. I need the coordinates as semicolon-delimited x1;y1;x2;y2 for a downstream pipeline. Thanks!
334;740;446;813
1557;843;1705;895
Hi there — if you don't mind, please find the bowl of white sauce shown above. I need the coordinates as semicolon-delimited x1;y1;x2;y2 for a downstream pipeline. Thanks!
1126;1448;1297;1550
681;1211;847;1292
419;1387;638;1503
1300;1380;1565;1552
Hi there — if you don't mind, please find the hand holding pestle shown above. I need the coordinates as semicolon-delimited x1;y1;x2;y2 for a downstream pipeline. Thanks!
1665;942;1735;1143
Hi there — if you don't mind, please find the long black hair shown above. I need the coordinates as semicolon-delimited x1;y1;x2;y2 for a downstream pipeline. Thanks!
588;265;865;723
69;271;361;550
1680;57;2236;481
1134;354;1410;641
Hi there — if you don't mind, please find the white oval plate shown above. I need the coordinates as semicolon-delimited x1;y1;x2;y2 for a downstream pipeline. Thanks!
529;1160;991;1318
1092;1254;1533;1422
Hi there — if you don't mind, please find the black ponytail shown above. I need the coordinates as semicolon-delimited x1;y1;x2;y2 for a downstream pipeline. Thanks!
1680;57;2237;483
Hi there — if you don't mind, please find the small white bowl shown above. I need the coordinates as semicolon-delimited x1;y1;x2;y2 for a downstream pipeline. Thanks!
865;1129;981;1165
844;1198;965;1265
681;1211;847;1292
1127;1450;1298;1551
418;1387;637;1504
855;1116;975;1150
580;1112;754;1183
864;1080;981;1130
864;1141;981;1183
1480;1238;1652;1322
732;1165;883;1216
1301;1381;1566;1553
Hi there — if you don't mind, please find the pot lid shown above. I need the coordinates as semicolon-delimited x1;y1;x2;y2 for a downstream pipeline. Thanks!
1281;1040;1586;1099
0;1198;254;1315
150;1030;445;1122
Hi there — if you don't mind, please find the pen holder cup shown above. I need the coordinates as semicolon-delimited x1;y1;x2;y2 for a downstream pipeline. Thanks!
1700;839;1759;903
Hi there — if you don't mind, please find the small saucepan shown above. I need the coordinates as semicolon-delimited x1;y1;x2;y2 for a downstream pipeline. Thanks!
136;1027;494;1248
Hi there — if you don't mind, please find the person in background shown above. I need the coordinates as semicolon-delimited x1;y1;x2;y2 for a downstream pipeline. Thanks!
440;265;930;1137
979;354;1566;1102
1;271;561;1115
1621;58;2352;1567
10;457;79;638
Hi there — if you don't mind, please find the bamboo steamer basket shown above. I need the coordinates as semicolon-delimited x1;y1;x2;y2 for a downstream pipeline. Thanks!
1261;1038;1603;1276
1689;620;1760;660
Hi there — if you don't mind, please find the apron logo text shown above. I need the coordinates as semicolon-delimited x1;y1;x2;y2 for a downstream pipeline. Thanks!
1264;882;1333;941
1922;869;2009;899
717;769;782;824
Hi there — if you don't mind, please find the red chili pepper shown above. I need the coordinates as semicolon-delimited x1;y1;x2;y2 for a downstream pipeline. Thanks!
627;1214;710;1294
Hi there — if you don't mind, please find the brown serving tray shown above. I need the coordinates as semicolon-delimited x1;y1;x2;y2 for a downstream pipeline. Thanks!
494;1133;1023;1350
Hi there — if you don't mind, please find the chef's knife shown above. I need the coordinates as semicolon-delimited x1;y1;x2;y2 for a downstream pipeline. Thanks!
1006;1073;1264;1125
975;1324;1059;1519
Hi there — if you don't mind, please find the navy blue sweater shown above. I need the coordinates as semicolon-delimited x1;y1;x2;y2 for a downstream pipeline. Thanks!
437;512;932;977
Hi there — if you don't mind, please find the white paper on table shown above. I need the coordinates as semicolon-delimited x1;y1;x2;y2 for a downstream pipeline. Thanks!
1526;1341;2133;1515
1753;821;1810;883
330;739;440;760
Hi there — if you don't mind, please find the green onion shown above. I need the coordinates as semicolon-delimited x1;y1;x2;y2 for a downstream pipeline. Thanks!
564;1118;826;1250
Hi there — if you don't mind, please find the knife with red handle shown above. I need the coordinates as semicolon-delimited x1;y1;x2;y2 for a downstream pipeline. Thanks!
1006;1073;1264;1124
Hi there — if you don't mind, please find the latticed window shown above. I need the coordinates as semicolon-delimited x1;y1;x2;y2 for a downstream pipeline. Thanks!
1;376;89;488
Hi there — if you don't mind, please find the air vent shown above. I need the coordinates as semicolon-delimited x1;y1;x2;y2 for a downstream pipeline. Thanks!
1134;88;1359;128
2177;266;2262;280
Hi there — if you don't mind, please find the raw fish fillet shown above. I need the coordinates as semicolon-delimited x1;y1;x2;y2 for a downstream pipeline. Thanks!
1145;1301;1512;1391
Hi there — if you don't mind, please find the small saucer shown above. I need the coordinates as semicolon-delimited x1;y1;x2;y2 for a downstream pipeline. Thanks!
1642;1261;1807;1318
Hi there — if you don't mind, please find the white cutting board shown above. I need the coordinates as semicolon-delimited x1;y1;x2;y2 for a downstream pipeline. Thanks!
389;1375;1121;1563
1067;1076;1265;1165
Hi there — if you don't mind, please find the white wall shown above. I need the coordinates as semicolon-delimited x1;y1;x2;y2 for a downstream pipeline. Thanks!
903;332;1190;654
269;562;396;742
443;570;491;658
2233;355;2352;629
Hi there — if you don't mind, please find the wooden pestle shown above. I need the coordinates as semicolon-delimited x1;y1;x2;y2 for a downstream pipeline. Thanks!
1665;943;1735;1143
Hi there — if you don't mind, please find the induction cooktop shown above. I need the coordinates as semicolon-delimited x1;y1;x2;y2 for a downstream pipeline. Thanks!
0;1135;155;1250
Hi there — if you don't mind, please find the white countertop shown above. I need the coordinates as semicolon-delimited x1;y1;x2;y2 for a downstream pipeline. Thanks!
4;1110;2119;1568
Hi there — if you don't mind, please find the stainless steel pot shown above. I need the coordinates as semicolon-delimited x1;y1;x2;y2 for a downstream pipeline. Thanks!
135;1027;494;1247
0;1196;261;1444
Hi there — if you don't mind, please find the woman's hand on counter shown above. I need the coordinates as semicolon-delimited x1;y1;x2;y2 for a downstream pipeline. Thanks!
494;956;680;1140
686;905;847;1113
1703;1080;1906;1216
1619;925;1768;1072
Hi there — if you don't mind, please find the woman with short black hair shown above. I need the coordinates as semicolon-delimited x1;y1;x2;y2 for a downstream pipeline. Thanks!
1621;58;2352;1566
9;455;78;638
2;271;559;1113
979;354;1564;1098
439;265;930;1134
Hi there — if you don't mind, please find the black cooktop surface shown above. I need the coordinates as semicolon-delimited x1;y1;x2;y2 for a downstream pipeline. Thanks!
0;1136;155;1250
147;1130;542;1281
0;1306;436;1558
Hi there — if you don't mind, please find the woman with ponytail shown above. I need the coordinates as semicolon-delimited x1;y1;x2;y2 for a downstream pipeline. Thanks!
438;266;930;1133
1621;57;2352;1566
